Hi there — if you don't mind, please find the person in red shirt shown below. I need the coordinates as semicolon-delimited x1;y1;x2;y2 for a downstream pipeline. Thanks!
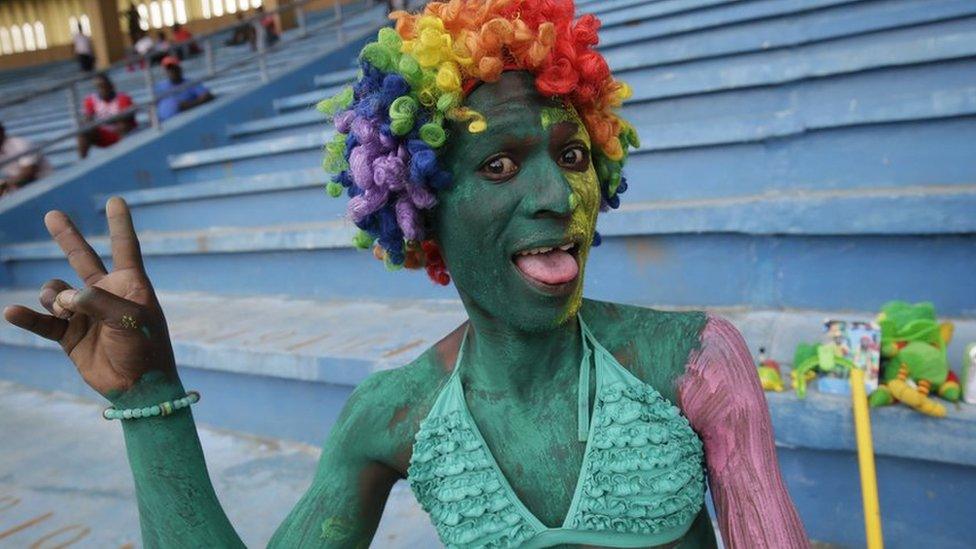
255;6;280;47
77;73;137;159
171;23;201;58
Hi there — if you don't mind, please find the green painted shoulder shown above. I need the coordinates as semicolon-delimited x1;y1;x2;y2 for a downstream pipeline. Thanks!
336;324;465;473
581;299;707;404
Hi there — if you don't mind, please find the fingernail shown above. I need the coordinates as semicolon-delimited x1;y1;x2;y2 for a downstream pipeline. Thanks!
56;289;78;306
40;288;56;303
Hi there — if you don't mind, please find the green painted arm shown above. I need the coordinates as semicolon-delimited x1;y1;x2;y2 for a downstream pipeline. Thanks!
269;373;401;547
113;375;245;548
116;371;400;548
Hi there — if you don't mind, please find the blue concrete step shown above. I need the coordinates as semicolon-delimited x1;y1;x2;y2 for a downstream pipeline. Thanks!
227;109;328;140
617;17;976;103
600;0;976;64
252;5;975;147
168;130;332;183
2;287;974;444
4;183;974;313
171;89;976;195
118;154;976;234
0;291;974;547
268;0;824;116
311;67;361;88
0;289;466;445
116;168;341;231
596;0;739;29
273;83;350;113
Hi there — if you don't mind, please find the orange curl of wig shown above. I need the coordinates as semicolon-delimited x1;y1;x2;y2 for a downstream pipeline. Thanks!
391;0;636;161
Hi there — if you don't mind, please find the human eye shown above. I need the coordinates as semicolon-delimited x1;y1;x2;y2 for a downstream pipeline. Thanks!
478;153;520;181
557;142;590;172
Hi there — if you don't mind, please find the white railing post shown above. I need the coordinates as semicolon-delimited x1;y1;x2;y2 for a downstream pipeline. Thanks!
256;21;269;83
142;62;160;130
334;0;346;44
296;6;307;39
204;38;215;77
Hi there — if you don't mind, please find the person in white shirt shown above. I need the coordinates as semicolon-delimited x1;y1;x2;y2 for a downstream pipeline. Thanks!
73;22;95;72
0;122;53;197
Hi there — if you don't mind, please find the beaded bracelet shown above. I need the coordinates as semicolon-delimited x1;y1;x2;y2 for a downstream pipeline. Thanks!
102;391;200;420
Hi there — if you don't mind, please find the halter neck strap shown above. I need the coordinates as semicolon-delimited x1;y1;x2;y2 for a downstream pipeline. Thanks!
577;314;595;442
449;317;596;443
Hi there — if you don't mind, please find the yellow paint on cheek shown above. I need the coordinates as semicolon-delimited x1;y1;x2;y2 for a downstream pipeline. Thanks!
560;166;600;324
541;104;601;323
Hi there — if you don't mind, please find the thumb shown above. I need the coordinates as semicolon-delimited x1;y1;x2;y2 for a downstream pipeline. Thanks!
56;286;146;332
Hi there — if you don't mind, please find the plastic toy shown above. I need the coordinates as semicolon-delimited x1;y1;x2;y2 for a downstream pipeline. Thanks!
790;342;855;398
867;301;959;417
757;347;784;391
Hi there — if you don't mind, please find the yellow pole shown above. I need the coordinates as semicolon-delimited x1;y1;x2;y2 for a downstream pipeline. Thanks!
850;368;884;549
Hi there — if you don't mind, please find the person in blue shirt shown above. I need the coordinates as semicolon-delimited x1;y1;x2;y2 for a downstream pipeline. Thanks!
155;56;214;122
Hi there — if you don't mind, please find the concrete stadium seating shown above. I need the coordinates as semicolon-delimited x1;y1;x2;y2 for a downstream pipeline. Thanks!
1;1;975;546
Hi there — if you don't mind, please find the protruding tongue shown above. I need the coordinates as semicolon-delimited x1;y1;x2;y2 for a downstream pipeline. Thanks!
514;249;579;285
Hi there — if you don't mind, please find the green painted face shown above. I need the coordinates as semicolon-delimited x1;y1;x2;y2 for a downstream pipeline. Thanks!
433;72;601;331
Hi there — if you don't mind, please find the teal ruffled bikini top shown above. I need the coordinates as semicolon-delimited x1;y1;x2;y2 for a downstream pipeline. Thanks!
408;316;706;548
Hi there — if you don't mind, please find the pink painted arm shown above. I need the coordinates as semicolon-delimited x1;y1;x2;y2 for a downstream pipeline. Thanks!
678;315;809;548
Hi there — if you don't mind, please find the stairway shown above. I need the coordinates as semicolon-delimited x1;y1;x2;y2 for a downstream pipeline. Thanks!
1;1;975;546
0;2;377;172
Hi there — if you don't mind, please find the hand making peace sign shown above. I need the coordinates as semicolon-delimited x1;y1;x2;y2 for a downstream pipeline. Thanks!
2;197;176;400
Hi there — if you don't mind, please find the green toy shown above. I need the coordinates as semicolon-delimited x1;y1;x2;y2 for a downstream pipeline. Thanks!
791;342;855;399
867;301;959;417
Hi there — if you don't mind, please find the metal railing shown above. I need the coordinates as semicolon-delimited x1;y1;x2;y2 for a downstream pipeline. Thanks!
1;0;374;174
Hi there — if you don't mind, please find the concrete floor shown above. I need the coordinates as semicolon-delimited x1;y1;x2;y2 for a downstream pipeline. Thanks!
0;381;438;548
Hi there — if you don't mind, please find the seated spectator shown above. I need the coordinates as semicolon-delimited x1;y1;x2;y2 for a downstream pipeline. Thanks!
129;32;155;71
171;23;201;58
224;12;255;47
150;31;172;65
155;56;214;122
256;6;280;47
0;122;53;197
73;23;95;72
77;74;137;159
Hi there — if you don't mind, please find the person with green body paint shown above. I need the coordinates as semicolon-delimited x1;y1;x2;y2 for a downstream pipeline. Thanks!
2;2;809;547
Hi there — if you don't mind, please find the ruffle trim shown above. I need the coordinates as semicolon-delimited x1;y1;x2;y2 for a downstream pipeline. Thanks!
407;382;705;547
409;410;537;548
572;382;705;533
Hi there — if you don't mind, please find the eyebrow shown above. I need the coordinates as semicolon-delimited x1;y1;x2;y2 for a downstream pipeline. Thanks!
549;121;580;145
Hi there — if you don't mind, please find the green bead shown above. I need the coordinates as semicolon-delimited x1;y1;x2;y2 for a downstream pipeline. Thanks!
122;409;133;419
141;407;152;417
132;408;143;418
103;408;114;420
150;405;161;416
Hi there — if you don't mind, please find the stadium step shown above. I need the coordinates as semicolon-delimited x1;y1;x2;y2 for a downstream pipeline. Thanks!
168;130;332;183
4;181;974;312
1;287;974;457
115;168;339;231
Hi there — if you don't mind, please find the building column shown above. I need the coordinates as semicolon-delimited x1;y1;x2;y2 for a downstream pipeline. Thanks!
83;0;126;68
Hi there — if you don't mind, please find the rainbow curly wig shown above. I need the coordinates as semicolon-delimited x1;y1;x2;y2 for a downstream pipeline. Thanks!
319;0;639;285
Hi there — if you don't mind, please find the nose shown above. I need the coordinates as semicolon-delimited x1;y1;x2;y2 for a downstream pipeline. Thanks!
521;160;573;220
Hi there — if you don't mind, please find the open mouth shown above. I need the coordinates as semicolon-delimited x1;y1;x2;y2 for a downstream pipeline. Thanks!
512;241;580;291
